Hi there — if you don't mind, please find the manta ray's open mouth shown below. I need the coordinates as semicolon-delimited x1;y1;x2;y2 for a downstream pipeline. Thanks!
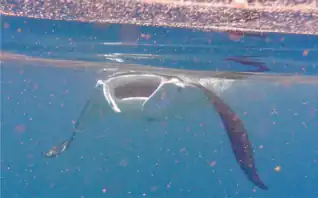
112;76;162;99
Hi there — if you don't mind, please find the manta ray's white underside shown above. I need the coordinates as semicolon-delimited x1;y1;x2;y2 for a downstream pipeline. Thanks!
73;72;234;131
96;73;213;120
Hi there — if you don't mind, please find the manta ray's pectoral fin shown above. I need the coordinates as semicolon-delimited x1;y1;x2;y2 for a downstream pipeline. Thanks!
194;83;268;190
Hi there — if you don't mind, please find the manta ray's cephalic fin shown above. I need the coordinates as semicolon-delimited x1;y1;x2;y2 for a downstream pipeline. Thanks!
193;83;268;190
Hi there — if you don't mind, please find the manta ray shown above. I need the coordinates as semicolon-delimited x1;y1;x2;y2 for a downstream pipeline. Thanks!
43;71;268;190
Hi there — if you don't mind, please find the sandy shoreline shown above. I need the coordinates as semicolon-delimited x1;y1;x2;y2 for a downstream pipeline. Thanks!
1;0;318;35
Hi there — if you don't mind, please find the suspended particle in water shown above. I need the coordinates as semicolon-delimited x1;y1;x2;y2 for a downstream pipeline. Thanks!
274;166;281;172
271;108;278;115
15;124;26;133
166;182;172;190
302;101;308;105
179;148;186;153
140;33;151;40
209;161;217;167
102;188;107;193
32;83;39;91
4;23;9;28
150;186;158;192
303;50;309;56
228;32;243;41
119;160;128;167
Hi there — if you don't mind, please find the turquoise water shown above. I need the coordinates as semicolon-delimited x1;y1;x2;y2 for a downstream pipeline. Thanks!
1;15;318;198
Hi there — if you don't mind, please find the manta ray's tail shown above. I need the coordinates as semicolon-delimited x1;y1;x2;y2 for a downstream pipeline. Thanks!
194;83;268;190
43;99;91;157
43;82;108;157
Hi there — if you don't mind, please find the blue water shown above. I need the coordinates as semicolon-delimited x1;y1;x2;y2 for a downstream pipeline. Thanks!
1;15;318;198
